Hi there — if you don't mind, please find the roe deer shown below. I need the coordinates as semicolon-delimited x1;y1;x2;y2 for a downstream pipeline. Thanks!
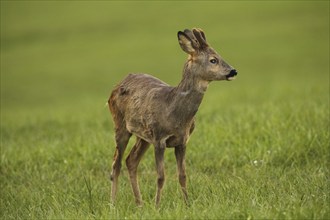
108;28;237;207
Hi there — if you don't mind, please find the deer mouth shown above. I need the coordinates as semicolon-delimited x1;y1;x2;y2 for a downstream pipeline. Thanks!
226;69;238;81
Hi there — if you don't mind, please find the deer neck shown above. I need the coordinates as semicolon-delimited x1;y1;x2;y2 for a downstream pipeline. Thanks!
177;68;210;94
169;64;208;123
177;60;210;95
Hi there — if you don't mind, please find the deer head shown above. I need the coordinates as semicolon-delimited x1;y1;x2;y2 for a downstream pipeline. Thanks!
178;28;237;85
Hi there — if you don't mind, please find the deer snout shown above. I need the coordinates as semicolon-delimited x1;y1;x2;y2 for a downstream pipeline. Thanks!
226;69;238;81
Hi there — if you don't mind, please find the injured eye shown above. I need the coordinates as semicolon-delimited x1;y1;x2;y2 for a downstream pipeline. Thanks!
210;58;218;64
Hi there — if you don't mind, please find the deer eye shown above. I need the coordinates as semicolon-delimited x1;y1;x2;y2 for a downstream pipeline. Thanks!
210;58;218;64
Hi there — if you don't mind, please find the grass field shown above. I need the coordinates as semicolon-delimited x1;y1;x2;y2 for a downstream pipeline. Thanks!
1;1;329;219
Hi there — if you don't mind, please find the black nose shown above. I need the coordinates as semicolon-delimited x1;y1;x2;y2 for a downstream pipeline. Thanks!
230;69;238;76
226;69;238;80
226;69;238;79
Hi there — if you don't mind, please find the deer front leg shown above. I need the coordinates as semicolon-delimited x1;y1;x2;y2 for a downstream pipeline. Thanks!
175;145;188;204
126;138;150;206
154;141;166;207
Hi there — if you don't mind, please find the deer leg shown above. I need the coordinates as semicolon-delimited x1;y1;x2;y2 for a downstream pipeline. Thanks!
126;138;150;206
154;141;166;207
175;145;188;204
110;128;131;204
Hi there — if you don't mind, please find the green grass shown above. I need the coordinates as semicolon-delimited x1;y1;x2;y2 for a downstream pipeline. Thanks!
1;1;329;219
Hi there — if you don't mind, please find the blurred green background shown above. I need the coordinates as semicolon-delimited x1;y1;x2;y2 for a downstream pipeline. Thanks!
1;1;328;115
1;1;329;219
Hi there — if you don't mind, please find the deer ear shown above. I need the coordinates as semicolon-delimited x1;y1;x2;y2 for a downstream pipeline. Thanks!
195;28;206;41
178;31;196;54
193;28;208;48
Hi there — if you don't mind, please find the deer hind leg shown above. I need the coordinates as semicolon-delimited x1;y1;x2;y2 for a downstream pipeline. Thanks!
126;138;150;206
154;141;166;207
110;126;132;204
175;145;188;204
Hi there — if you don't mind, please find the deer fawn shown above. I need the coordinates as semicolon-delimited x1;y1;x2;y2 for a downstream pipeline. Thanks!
108;28;237;207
